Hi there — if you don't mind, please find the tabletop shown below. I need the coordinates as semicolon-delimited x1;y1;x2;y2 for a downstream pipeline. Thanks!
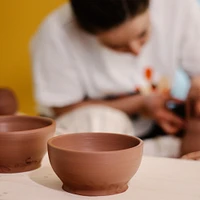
0;155;200;200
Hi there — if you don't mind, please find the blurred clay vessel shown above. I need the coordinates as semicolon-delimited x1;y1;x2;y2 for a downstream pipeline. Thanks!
181;96;200;156
0;88;18;115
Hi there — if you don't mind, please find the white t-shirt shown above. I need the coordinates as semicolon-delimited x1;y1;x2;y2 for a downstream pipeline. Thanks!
30;0;200;137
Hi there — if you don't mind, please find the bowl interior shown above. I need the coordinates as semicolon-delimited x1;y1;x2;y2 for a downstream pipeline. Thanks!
0;116;52;132
50;133;141;152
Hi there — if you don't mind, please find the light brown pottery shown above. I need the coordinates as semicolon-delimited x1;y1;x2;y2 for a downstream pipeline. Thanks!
181;97;200;156
0;115;55;173
0;88;18;115
181;118;200;155
48;132;143;196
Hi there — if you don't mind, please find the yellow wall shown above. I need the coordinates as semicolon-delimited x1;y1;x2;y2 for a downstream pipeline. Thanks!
0;0;66;115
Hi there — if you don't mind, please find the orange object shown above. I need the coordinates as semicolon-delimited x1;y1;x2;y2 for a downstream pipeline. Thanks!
145;67;153;81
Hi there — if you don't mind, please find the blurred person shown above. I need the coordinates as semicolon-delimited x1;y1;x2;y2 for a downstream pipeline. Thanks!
30;0;200;158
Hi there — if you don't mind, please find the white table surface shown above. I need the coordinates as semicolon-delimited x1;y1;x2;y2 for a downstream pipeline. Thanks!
0;155;200;200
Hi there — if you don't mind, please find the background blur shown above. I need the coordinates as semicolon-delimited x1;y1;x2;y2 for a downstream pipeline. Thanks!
0;0;66;115
0;0;199;115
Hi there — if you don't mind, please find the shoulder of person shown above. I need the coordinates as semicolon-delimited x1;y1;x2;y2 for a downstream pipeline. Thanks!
150;0;197;27
36;3;74;35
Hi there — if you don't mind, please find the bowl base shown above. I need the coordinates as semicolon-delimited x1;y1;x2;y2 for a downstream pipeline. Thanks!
62;184;128;196
0;162;41;173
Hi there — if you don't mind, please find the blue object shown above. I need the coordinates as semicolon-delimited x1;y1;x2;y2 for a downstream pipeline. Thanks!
171;68;190;101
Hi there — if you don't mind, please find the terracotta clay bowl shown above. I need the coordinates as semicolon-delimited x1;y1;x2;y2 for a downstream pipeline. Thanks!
0;88;18;115
48;133;143;196
0;115;55;173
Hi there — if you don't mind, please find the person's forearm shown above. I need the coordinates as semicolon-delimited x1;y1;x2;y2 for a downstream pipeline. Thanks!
53;95;145;118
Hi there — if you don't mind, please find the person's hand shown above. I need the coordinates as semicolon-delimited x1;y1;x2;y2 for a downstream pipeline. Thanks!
188;76;200;116
181;151;200;160
142;93;185;135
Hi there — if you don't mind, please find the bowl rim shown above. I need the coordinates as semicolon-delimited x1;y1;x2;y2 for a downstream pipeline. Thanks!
0;115;55;134
48;132;143;154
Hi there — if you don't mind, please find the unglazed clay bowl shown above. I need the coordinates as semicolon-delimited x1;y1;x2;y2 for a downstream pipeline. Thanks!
0;88;18;115
48;133;143;196
0;115;55;173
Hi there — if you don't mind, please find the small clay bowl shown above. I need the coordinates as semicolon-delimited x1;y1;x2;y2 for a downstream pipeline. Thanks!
0;115;55;173
48;133;143;196
0;88;18;115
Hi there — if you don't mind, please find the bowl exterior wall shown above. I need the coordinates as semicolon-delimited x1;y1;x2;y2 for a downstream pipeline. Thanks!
0;120;55;173
48;143;143;196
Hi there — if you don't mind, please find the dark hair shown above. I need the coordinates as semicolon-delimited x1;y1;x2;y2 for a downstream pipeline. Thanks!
71;0;149;34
